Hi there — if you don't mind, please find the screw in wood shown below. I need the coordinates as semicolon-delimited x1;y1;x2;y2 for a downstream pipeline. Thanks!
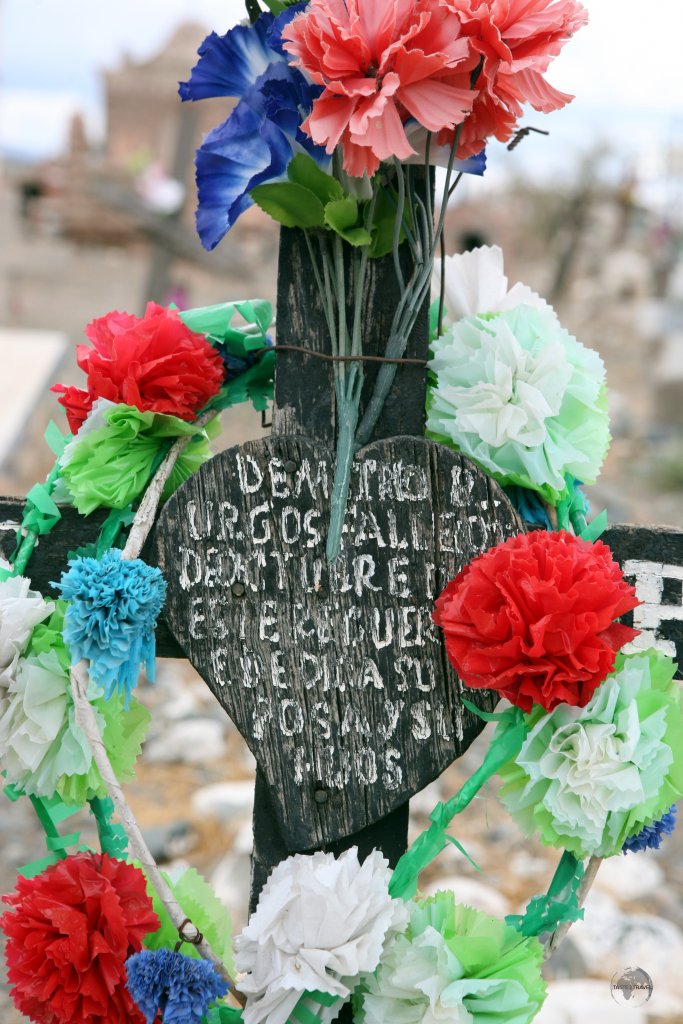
313;786;329;804
231;581;246;597
283;459;297;474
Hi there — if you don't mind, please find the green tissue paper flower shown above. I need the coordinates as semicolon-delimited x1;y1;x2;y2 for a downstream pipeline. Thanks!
498;650;683;858
427;306;610;504
56;400;219;515
0;602;150;802
358;892;546;1024
144;866;235;975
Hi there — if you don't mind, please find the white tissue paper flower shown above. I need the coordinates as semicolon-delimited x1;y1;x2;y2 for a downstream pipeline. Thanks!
0;576;53;713
427;305;609;502
235;847;409;1024
433;245;548;324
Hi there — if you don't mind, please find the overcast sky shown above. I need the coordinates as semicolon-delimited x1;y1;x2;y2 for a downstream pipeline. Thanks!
1;0;682;198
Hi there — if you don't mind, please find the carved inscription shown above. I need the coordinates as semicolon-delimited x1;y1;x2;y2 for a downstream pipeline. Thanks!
156;436;523;848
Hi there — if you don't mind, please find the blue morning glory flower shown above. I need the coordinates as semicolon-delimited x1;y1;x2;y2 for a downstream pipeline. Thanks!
623;806;677;854
179;13;281;101
57;549;167;707
195;62;326;250
455;150;487;176
266;2;308;56
126;948;229;1024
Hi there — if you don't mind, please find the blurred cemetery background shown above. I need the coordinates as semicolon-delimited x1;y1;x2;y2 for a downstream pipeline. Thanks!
1;2;683;1021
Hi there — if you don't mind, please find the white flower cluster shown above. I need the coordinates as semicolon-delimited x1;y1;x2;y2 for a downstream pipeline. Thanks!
235;848;408;1024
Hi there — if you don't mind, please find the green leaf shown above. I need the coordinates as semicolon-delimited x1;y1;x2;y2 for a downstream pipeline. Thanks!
250;182;325;229
287;153;342;205
324;196;372;246
367;185;402;259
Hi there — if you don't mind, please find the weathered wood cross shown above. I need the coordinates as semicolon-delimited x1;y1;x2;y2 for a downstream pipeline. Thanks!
1;228;682;918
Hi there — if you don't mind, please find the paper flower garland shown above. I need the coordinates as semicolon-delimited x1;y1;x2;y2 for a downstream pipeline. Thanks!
52;303;225;434
427;305;610;503
434;244;548;325
434;530;640;713
498;650;683;858
126;948;229;1024
0;602;150;802
0;574;54;698
59;550;167;706
358;892;546;1024
1;852;159;1024
235;847;409;1024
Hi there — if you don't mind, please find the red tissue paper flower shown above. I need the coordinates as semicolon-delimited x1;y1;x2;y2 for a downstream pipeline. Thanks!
434;530;640;713
283;0;478;177
1;851;160;1024
52;302;225;434
443;0;589;158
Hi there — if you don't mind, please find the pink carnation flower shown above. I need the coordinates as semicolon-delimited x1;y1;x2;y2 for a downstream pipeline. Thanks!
443;0;589;158
283;0;478;177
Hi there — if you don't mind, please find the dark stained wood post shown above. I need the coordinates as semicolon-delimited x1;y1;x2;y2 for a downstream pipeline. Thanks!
154;228;524;911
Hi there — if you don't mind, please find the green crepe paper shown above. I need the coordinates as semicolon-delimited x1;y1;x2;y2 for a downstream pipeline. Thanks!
58;405;219;515
144;866;235;976
506;850;585;938
390;706;526;901
89;795;128;859
358;893;546;1024
498;649;683;859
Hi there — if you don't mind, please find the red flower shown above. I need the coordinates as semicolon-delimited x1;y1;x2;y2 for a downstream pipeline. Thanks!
283;0;478;177
1;852;159;1024
442;0;589;158
434;531;640;713
52;303;225;434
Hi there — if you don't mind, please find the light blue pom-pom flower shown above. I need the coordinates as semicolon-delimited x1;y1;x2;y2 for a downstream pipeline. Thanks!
57;549;166;706
623;806;677;854
126;948;229;1024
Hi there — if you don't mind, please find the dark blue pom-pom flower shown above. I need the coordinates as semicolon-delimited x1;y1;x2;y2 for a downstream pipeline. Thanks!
57;549;167;706
126;948;229;1024
623;806;677;854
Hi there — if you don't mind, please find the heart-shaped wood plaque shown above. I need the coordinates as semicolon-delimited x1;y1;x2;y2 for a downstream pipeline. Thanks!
154;435;523;850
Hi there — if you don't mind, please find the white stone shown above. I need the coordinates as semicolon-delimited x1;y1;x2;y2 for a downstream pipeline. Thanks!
192;780;254;820
570;889;683;983
408;780;443;818
535;980;647;1024
233;819;254;856
594;852;664;901
211;852;252;932
422;875;511;918
144;718;227;764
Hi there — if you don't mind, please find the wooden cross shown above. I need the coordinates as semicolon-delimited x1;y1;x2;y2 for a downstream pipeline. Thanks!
1;228;681;920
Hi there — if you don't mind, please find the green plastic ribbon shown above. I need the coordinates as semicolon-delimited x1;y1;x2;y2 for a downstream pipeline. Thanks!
289;989;340;1024
390;706;526;900
89;796;128;859
556;474;608;541
204;1007;243;1024
4;784;88;878
506;850;585;937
